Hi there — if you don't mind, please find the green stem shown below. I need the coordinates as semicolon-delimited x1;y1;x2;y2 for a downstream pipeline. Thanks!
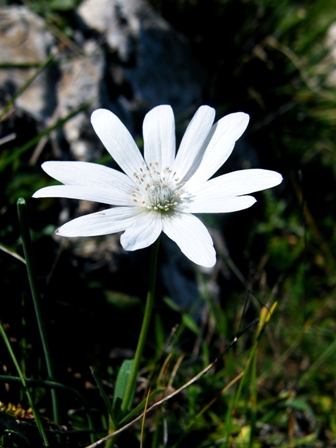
17;198;59;424
1;103;90;173
0;324;49;446
120;238;160;416
0;52;56;121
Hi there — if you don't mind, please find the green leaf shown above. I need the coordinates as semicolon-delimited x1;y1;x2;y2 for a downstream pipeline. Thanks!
181;313;200;336
113;359;135;419
90;367;115;430
49;0;77;11
105;291;140;310
118;388;165;426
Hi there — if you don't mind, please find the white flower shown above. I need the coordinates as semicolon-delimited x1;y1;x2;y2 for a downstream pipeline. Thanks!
33;105;282;268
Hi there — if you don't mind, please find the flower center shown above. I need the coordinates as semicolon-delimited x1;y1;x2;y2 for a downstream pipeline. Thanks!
132;163;185;212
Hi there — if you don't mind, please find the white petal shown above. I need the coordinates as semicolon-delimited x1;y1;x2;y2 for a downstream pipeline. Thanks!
182;168;283;213
33;162;135;205
180;195;256;213
120;211;162;251
162;213;216;267
91;109;144;179
186;112;249;188
38;161;135;190
195;169;283;196
172;105;215;181
143;105;176;170
56;207;142;237
33;161;136;205
33;185;134;206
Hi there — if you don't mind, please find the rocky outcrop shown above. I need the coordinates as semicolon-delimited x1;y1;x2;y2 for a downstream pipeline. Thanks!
0;1;206;159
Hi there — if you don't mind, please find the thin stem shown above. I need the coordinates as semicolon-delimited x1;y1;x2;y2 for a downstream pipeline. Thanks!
0;51;56;122
0;324;49;446
17;198;59;424
120;238;160;416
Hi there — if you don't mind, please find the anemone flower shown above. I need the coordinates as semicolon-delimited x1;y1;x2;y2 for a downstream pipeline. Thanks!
33;105;282;267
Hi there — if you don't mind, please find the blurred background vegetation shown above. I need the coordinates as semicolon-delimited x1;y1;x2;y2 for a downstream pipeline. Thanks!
1;0;336;446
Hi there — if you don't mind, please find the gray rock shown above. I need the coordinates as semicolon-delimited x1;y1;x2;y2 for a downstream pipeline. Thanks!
325;22;336;87
77;0;207;113
0;6;56;120
56;39;106;160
